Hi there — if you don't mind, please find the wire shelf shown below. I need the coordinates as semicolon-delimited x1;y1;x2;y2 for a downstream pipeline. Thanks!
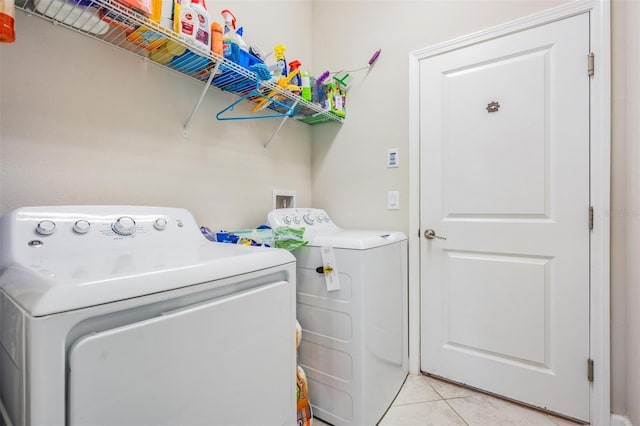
16;0;344;126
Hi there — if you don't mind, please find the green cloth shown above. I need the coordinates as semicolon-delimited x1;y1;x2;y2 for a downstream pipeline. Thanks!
274;226;308;251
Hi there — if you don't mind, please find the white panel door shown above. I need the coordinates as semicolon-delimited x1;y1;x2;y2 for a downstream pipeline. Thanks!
419;13;590;421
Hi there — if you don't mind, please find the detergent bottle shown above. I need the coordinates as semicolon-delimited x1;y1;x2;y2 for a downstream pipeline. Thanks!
0;0;15;43
177;0;197;40
190;0;210;50
210;21;223;56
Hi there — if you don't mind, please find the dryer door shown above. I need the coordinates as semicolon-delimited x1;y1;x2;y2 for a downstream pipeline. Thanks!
67;280;295;426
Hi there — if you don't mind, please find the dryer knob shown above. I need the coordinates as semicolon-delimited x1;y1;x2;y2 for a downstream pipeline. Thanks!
154;218;168;231
113;216;136;236
283;215;292;225
73;220;91;234
293;216;302;224
303;214;315;225
36;220;56;236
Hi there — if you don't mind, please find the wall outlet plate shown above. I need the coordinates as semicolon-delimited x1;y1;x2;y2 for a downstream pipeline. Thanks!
273;190;296;209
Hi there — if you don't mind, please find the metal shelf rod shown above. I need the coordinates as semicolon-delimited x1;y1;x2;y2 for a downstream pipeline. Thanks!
183;60;221;137
264;99;299;149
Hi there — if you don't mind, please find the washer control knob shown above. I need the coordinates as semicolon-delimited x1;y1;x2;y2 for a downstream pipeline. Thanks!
36;220;56;236
73;220;91;234
316;214;324;223
283;215;292;225
154;218;168;231
293;216;302;225
303;214;315;225
113;216;136;236
322;215;330;223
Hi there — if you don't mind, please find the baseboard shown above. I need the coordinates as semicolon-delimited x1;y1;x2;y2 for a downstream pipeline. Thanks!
611;414;633;426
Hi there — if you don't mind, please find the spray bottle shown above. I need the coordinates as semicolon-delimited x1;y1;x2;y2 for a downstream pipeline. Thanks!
272;44;288;78
221;9;238;61
288;60;302;87
0;0;15;43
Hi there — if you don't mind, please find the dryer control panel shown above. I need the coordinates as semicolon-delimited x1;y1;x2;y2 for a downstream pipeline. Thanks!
0;206;202;271
266;208;341;234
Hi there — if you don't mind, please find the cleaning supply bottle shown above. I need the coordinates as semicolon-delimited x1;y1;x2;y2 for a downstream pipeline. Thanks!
221;9;238;62
235;26;249;52
177;0;197;40
272;44;287;78
190;0;209;50
0;0;15;43
288;60;302;87
300;70;312;101
210;21;223;56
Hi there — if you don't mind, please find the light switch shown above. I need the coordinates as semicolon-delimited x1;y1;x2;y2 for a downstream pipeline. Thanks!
388;190;400;210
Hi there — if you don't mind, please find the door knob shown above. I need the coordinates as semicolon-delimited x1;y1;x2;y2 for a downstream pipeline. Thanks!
424;229;446;240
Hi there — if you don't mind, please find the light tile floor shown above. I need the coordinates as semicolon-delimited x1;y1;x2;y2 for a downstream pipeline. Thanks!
313;374;584;426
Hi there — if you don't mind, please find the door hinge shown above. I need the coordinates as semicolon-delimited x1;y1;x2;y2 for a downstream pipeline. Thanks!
588;358;594;382
588;52;595;77
589;206;594;231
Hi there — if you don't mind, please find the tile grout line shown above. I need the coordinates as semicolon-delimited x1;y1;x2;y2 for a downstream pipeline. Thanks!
442;397;471;426
429;380;471;426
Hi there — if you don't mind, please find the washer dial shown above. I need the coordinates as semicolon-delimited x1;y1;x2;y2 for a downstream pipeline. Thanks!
112;216;136;236
36;220;56;236
154;218;168;231
303;214;315;225
73;220;91;234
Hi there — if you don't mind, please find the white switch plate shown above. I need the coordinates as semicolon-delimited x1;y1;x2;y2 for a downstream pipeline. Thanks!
388;190;400;210
387;148;399;168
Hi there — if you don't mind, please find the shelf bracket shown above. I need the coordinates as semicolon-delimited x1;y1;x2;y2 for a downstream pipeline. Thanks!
264;99;299;149
183;59;221;137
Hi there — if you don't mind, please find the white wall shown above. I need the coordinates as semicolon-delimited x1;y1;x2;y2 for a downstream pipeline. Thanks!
622;0;640;423
0;1;313;230
610;0;628;418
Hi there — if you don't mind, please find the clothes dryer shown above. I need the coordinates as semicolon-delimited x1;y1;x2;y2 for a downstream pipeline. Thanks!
267;208;408;426
0;206;297;426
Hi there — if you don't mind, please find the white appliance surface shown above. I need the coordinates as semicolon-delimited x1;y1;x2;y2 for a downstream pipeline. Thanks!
267;208;409;426
267;208;406;249
0;206;293;316
0;206;297;426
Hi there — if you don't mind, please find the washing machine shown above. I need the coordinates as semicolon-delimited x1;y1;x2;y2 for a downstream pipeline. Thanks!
267;208;408;426
0;206;297;426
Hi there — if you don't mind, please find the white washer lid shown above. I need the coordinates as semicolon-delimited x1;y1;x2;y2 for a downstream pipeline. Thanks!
308;230;407;250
